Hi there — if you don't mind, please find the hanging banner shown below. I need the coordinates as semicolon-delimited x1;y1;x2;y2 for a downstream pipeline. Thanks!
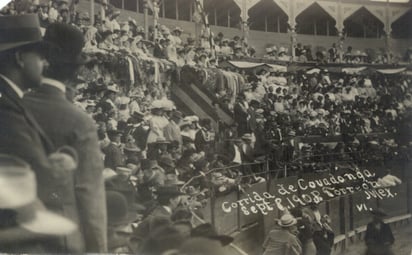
376;67;406;74
342;66;368;74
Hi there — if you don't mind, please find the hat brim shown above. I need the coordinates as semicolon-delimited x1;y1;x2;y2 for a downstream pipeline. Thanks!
0;40;51;54
19;200;77;236
277;218;297;227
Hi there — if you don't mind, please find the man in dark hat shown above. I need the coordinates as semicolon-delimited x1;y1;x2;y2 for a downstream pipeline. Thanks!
0;14;79;253
23;23;108;252
103;130;125;170
365;209;394;255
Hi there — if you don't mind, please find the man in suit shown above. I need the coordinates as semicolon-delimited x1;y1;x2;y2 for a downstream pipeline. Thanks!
365;209;394;255
0;14;75;252
103;130;125;170
233;93;249;136
23;23;107;252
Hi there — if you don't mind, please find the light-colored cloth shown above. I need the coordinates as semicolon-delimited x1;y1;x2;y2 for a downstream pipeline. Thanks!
377;174;402;188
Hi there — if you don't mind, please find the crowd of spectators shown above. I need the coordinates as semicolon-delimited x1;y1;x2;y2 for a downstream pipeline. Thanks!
1;1;411;254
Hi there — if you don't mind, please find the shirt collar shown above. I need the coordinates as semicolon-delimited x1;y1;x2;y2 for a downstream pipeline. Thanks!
0;74;24;98
42;78;66;93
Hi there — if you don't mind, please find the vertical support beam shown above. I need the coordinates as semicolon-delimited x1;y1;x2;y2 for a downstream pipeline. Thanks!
326;20;329;36
241;0;249;43
228;9;231;27
214;8;217;25
277;15;280;33
121;0;124;9
189;0;192;21
136;0;139;13
265;16;268;32
385;0;392;64
90;0;95;25
336;0;344;63
100;3;105;20
314;20;317;36
162;0;165;18
153;0;160;41
176;0;179;20
144;0;149;40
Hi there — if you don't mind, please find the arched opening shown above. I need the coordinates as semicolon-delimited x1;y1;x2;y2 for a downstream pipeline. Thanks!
344;7;384;38
247;0;288;33
204;0;241;28
391;9;412;39
295;2;337;36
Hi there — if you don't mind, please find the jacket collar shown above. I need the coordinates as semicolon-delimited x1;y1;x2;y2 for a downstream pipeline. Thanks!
0;74;24;98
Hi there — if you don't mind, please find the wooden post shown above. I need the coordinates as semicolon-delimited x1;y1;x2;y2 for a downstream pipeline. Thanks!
314;20;317;36
121;0;124;9
90;0;95;25
265;16;267;32
144;0;149;40
162;0;165;18
228;9;230;27
176;0;179;20
277;15;280;33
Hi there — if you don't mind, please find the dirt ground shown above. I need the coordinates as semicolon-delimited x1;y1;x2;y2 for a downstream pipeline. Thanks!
337;223;412;255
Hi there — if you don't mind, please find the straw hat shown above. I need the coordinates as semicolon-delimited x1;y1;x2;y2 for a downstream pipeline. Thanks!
277;214;297;227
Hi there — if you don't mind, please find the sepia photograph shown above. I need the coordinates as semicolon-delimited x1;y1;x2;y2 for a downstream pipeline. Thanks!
0;0;411;254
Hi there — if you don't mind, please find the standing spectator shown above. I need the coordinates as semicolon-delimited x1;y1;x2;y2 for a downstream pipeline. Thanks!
234;93;249;135
23;23;108;252
164;110;183;148
195;118;215;154
313;215;334;255
103;130;125;169
365;209;394;255
262;214;302;255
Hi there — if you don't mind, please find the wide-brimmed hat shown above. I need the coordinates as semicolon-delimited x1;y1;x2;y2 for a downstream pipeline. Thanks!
0;14;50;52
191;223;234;246
106;190;138;227
158;156;175;169
43;22;90;65
154;137;170;144
241;133;253;140
0;155;76;239
277;214;297;227
370;208;387;217
124;143;141;152
107;84;120;93
164;174;185;186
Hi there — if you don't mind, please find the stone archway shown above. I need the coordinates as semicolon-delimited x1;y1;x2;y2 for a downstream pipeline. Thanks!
247;0;288;33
